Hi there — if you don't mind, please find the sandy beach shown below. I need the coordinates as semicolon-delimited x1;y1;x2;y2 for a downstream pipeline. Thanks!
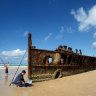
0;66;96;96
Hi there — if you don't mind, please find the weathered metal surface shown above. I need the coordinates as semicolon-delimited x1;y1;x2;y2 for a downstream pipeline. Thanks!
28;33;96;82
28;33;32;78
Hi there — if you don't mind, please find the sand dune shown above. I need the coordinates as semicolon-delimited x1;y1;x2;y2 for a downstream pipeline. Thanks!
0;67;96;96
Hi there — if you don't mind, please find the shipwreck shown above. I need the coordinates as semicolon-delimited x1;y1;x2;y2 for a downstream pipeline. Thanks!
28;33;96;82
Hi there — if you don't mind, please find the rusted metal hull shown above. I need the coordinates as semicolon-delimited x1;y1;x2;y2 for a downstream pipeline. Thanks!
28;33;96;82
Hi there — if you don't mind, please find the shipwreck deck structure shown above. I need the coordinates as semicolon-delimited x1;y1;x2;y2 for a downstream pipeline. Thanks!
28;33;96;82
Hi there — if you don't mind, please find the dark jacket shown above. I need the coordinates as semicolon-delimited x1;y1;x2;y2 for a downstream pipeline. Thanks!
13;73;25;85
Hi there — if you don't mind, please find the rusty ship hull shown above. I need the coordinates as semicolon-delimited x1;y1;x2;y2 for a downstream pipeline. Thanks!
28;33;96;82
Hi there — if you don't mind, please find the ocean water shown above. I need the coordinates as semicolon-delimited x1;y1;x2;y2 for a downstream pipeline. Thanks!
0;63;28;66
0;63;27;70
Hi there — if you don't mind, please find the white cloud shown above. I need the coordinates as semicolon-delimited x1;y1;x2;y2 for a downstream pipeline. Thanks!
60;26;75;33
24;31;28;36
55;26;64;40
0;49;26;57
66;26;75;33
43;33;52;42
71;5;96;31
55;26;75;40
92;42;96;48
39;33;52;43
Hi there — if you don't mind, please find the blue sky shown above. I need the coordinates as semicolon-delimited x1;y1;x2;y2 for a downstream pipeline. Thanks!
0;0;96;64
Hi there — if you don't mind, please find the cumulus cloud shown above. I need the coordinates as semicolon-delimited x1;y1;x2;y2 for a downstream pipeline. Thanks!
71;5;96;31
92;42;96;48
0;49;26;57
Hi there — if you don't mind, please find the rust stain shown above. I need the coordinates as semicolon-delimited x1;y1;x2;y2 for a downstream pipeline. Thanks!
28;33;96;82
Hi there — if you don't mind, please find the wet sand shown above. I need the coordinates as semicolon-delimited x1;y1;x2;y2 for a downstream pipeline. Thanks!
0;67;96;96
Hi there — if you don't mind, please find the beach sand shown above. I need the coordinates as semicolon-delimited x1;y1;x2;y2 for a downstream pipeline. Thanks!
0;67;96;96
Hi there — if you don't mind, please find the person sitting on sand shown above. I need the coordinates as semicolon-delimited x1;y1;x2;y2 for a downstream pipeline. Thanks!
12;70;32;87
